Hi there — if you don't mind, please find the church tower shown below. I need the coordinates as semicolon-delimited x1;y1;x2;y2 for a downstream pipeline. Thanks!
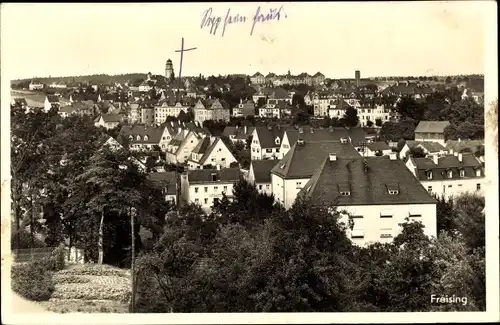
165;59;174;80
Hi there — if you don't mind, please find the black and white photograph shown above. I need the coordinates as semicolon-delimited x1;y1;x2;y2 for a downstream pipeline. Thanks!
1;1;498;324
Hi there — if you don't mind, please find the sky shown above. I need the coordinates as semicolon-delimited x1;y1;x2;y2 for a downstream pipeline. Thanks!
1;2;489;80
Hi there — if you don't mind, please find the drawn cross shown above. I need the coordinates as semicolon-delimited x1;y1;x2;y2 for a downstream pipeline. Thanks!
175;37;197;100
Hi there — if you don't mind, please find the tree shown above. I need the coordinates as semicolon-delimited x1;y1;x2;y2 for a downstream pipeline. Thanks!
444;124;457;141
396;97;425;121
409;146;426;158
445;76;452;84
375;118;383;127
366;120;374;128
435;195;455;234
342;106;359;127
452;193;485;252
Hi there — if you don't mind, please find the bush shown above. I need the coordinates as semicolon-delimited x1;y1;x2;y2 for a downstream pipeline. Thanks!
53;275;91;284
58;264;129;277
35;245;66;271
12;262;55;301
11;229;46;250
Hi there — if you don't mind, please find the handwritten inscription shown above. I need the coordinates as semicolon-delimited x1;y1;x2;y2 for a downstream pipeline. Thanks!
200;6;287;37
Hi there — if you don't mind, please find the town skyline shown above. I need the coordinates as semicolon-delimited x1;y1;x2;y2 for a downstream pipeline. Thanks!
2;2;486;80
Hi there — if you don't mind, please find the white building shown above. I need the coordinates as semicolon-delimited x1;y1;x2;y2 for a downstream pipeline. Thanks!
250;125;289;160
365;141;392;157
29;80;44;90
44;95;60;113
193;98;230;123
399;141;447;160
405;152;485;199
222;125;255;145
180;168;240;213
270;140;361;209
247;160;277;196
94;114;124;130
118;124;164;152
186;136;237;170
357;105;391;127
250;72;266;85
299;154;437;247
165;129;204;164
154;102;189;125
258;99;291;119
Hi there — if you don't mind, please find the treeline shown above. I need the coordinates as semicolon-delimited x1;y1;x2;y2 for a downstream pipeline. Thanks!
11;107;171;266
134;180;485;312
11;73;148;87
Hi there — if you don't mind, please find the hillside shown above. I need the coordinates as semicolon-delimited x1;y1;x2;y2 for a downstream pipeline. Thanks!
11;73;148;86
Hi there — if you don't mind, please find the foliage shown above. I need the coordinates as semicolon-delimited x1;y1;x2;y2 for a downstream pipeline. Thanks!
11;229;46;250
342;106;359;127
58;264;130;277
366;120;374;127
52;283;131;303
436;195;455;234
11;262;55;301
35;245;66;271
409;146;426;158
452;193;485;251
380;118;417;141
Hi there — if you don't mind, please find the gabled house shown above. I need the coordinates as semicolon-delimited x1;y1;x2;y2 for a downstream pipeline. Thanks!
44;95;60;113
165;130;203;164
299;155;437;246
222;125;255;145
365;141;392;157
312;72;326;85
250;125;289;160
414;121;451;146
29;80;44;90
399;141;447;160
193;98;231;123
270;139;361;209
250;72;266;85
94;113;125;130
232;99;256;118
186;136;237;170
180;167;241;213
405;152;485;199
247;160;277;195
118;124;164;151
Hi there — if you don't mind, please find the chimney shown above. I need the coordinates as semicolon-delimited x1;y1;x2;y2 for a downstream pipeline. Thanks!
329;153;337;161
216;164;221;170
240;98;243;104
458;153;463;162
170;121;174;127
389;153;397;160
210;136;216;145
432;155;439;165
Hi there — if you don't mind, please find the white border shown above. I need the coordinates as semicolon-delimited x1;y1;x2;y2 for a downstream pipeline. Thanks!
1;2;498;324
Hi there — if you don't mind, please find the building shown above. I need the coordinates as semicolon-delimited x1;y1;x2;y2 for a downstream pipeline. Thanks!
154;101;189;124
193;98;231;123
165;59;174;80
186;136;237;170
29;80;44;90
299;155;437;246
222;125;255;145
258;99;291;119
327;98;350;119
250;72;266;85
414;121;451;146
357;105;392;127
365;141;392;157
405;152;485;199
250;125;289;160
247;160;277;195
44;95;60;113
180;168;240;213
312;92;336;117
94;113;125;130
270;140;361;209
118;124;164;151
399;141;447;160
232;99;256;118
279;126;350;159
139;100;156;125
147;171;179;205
11;98;29;112
49;81;67;89
165;129;204;164
355;70;361;87
312;72;326;85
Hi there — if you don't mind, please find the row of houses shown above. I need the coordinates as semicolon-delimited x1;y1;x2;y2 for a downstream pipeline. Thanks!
250;71;326;86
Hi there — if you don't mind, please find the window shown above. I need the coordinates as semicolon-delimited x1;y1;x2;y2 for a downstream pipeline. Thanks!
211;158;216;162
296;182;302;189
426;171;433;180
340;191;350;196
476;169;481;177
259;184;263;190
448;185;452;188
194;198;199;204
460;169;465;178
252;148;255;152
447;170;453;178
194;187;199;193
204;187;208;193
223;186;227;192
380;215;393;218
427;186;432;193
214;186;218;192
388;189;399;195
351;229;364;239
477;183;481;191
266;149;272;153
458;184;462;187
221;158;226;161
204;198;208;204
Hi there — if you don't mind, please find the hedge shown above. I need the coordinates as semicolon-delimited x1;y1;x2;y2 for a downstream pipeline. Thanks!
11;262;55;301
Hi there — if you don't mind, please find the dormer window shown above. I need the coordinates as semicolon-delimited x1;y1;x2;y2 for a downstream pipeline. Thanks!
136;135;141;141
340;191;351;196
447;170;453;178
280;163;286;169
426;171;433;180
129;135;133;140
211;173;218;182
388;189;399;195
460;169;465;178
275;137;280;145
144;135;149;141
340;137;348;144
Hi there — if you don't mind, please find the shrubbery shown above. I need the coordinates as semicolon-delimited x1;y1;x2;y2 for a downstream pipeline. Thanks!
35;245;66;271
11;262;55;301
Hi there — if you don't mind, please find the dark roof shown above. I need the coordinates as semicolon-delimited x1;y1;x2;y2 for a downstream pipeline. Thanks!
188;168;240;184
59;105;75;114
347;127;370;146
415;121;450;134
312;72;325;78
251;72;264;77
46;95;59;103
445;140;484;153
254;125;289;149
222;126;255;140
285;127;349;146
250;160;278;183
147;172;178;195
191;136;211;154
271;140;361;179
300;156;436;206
417;141;446;152
100;114;123;123
119;125;164;144
367;141;390;151
198;138;232;165
413;153;483;181
12;98;28;106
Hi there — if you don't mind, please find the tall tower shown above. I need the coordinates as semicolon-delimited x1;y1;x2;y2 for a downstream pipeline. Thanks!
355;70;361;87
165;59;174;80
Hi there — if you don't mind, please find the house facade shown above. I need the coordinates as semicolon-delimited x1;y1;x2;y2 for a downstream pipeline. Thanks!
180;168;240;213
405;152;485;199
165;130;203;164
94;114;124;130
186;137;237;170
232;99;255;118
193;98;230;123
250;72;266;85
414;121;451;146
250;126;288;160
44;95;60;113
247;160;277;196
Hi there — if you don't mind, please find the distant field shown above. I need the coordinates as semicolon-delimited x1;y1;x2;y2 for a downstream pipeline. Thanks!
11;90;46;107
